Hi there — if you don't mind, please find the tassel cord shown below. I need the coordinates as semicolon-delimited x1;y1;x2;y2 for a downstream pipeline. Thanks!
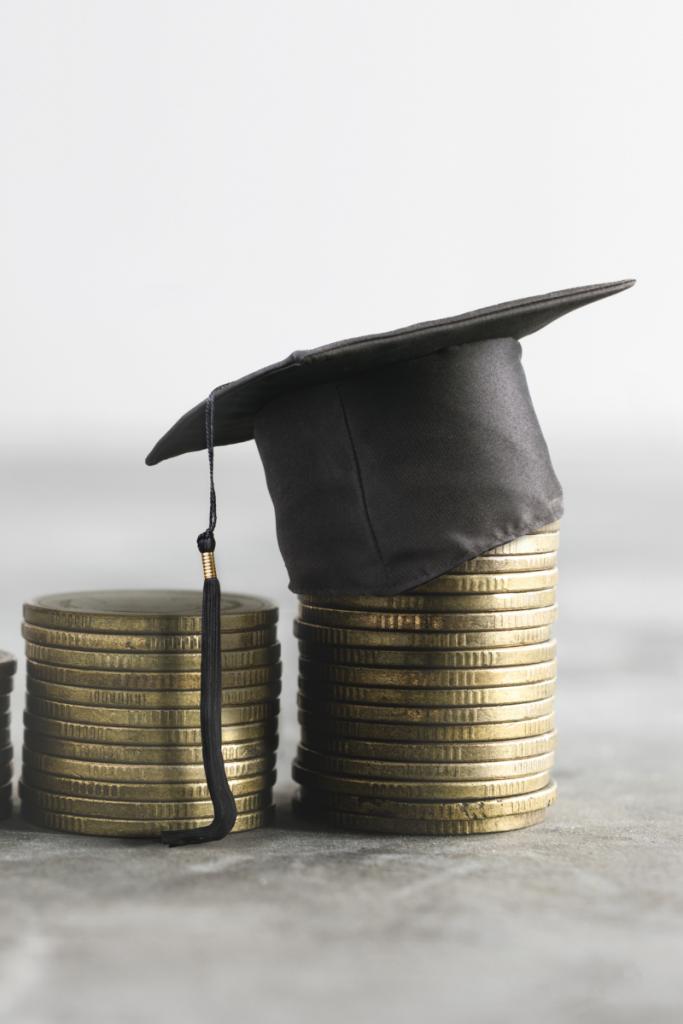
161;390;237;847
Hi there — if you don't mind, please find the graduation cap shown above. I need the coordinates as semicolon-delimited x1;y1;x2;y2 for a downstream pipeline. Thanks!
147;278;634;845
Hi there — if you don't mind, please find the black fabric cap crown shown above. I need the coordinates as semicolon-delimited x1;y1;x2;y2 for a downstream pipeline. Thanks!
147;280;634;595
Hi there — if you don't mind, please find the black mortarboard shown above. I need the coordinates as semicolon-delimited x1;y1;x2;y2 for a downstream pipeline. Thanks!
147;278;633;843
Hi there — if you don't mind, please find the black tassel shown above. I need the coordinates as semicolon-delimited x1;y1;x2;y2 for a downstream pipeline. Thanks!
160;394;237;847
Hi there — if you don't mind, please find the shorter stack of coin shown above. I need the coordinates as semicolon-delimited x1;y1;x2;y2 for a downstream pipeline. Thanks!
20;591;280;838
0;651;16;819
293;522;560;835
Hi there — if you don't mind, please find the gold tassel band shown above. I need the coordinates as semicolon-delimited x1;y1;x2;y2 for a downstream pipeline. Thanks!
201;551;217;579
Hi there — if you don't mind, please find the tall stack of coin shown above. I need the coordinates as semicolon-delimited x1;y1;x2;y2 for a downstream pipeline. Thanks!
19;591;280;838
292;523;560;835
0;651;16;820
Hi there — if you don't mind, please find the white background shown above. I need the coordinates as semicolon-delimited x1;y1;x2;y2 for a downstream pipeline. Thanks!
1;0;681;455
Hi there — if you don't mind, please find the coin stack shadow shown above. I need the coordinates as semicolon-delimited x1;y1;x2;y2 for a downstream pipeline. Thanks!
19;591;280;838
0;651;16;819
292;522;560;835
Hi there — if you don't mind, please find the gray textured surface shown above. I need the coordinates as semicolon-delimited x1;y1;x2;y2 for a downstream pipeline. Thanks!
0;437;681;1023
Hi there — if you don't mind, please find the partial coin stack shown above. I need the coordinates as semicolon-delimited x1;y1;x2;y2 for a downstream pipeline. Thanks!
20;591;280;838
293;522;560;834
0;651;16;819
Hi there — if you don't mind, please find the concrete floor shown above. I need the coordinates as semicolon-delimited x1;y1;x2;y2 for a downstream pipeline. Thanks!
0;436;681;1023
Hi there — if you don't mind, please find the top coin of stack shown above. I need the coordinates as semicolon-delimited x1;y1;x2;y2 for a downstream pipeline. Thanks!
0;651;17;819
292;522;560;835
20;590;280;838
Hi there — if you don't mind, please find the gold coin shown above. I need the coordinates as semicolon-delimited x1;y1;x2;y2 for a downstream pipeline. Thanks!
22;623;277;652
25;695;280;729
0;695;10;714
0;779;11;799
0;711;10;730
485;533;559;555
26;675;282;709
0;651;16;678
0;728;10;749
297;588;556;613
21;766;276;802
23;733;278;764
21;801;275;837
23;591;278;634
22;746;276;783
528;521;561;533
292;762;551;800
298;711;555;743
298;604;557;633
19;780;273;820
299;729;557;763
298;677;556;707
0;744;12;768
298;638;555;668
298;655;556;688
26;658;281;691
292;798;548;835
0;677;13;696
295;621;554;650
413;560;556;588
297;694;555;724
296;779;557;820
25;642;281;672
23;711;277;746
0;763;12;787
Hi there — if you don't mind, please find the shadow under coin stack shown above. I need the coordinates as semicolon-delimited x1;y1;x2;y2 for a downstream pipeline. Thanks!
0;651;17;819
19;591;280;838
292;523;560;835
